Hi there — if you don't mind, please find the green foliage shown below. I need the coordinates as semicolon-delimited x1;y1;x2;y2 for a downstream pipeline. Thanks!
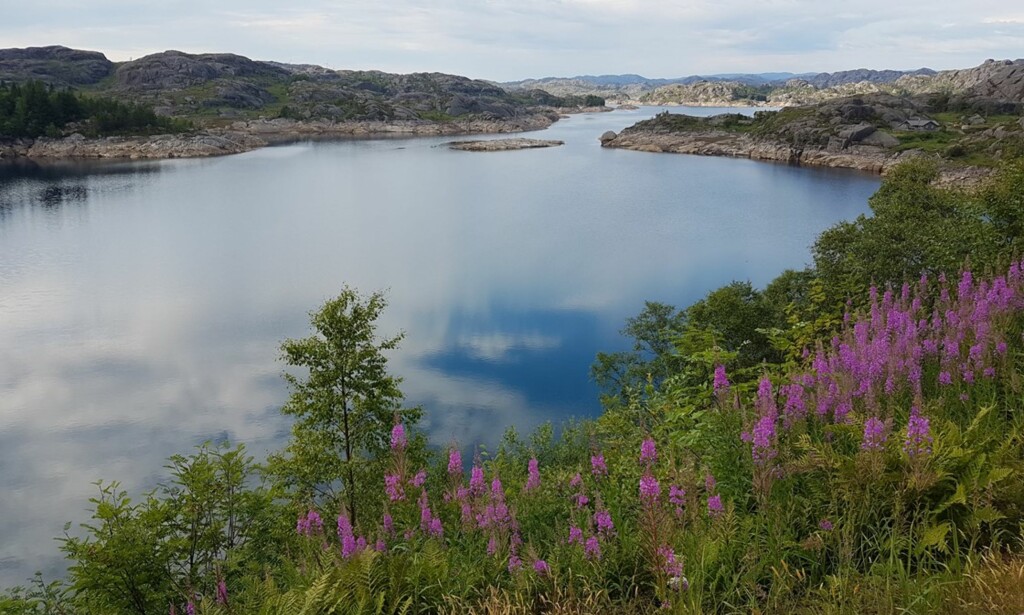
266;287;421;524
591;301;687;400
0;80;190;138
57;442;277;615
812;158;1024;297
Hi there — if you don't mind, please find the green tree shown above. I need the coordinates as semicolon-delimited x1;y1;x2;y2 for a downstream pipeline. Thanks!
268;287;419;526
591;301;687;398
685;280;781;367
812;159;997;296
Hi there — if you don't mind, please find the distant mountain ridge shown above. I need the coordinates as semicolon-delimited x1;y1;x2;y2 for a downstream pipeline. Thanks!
502;68;927;95
504;62;1024;107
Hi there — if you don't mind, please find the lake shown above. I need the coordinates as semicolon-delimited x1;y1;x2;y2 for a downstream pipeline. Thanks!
0;106;879;585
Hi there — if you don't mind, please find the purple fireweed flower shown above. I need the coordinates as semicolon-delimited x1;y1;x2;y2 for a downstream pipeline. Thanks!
469;465;486;495
904;410;933;458
585;536;602;560
594;509;615;535
707;494;723;517
338;515;358;558
375;538;386;552
569;473;583;489
938;370;952;386
385;474;405;501
568;525;583;545
959;270;973;300
669;484;686;517
574;493;590;508
428;517;443;538
640;474;661;502
533;559;550;575
834;400;852;424
640;438;657;465
819;519;834;531
591;454;608;477
704;474;716;491
656;545;683;578
491;477;504;499
713;364;729;392
383;513;394;535
186;602;195;615
861;417;888;451
997;341;1008;355
984;367;996;378
297;510;323;536
757;376;777;418
447;448;462;475
508;554;523;572
409;469;427;488
216;580;228;605
390;422;407;450
419;491;433;532
524;458;541;491
751;413;778;464
782;383;806;425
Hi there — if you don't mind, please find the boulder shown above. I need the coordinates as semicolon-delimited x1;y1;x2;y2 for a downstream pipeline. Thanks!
599;131;618;145
837;123;877;142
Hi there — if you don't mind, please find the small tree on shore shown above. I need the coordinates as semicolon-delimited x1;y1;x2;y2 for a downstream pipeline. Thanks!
268;287;419;526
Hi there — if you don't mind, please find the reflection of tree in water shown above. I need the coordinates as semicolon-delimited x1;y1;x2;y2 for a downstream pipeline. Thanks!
0;159;163;218
38;184;88;207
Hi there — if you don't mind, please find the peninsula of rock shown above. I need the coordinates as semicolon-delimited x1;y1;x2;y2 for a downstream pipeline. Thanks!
447;138;563;152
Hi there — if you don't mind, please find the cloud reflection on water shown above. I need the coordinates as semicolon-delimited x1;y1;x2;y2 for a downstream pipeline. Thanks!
0;108;880;585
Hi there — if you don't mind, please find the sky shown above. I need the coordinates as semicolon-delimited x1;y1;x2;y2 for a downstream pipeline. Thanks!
1;0;1022;81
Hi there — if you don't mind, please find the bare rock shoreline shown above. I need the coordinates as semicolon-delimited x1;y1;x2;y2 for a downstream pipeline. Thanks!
599;128;993;186
447;138;563;151
0;115;558;161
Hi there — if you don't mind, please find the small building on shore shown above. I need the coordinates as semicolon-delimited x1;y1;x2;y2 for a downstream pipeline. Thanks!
895;118;940;131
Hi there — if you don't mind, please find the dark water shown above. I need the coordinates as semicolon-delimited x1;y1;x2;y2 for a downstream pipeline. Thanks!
0;107;879;584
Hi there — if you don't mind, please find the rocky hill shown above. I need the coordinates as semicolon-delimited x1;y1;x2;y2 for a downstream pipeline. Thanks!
0;46;592;125
0;46;114;86
804;68;936;88
506;62;1024;108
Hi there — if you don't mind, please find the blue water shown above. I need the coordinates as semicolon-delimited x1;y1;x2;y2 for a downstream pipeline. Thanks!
0;106;880;584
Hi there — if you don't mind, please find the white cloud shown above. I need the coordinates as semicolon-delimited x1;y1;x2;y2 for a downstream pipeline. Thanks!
1;0;1021;78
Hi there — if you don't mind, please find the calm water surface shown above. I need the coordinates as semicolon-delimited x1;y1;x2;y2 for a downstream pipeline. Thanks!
0;107;879;584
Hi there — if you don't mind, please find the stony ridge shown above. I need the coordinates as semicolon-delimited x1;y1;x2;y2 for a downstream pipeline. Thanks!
0;45;114;86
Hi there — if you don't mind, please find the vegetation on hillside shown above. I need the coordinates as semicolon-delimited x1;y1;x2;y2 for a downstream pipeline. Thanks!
0;80;191;139
3;159;1024;614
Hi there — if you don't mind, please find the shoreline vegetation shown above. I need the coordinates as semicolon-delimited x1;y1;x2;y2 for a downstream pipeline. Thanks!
4;156;1024;613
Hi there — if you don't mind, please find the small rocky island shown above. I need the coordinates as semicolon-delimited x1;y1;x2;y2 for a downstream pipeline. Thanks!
447;138;564;151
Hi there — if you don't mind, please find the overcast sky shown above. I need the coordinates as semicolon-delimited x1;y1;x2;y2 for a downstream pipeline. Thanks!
1;0;1022;81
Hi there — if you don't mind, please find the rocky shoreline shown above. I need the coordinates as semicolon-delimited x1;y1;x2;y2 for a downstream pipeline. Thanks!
447;138;563;151
598;128;993;186
0;114;558;161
